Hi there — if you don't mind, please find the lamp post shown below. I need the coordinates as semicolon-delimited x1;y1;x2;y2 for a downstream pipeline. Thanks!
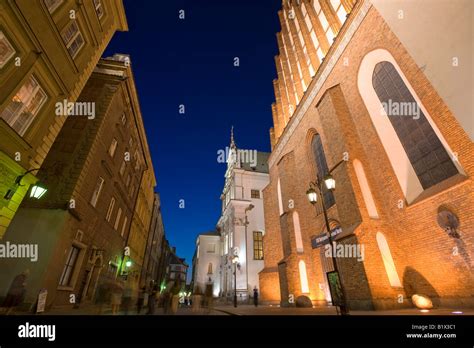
306;159;349;315
232;254;240;307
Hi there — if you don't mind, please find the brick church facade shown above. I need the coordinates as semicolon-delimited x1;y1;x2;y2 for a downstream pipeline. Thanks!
259;0;473;310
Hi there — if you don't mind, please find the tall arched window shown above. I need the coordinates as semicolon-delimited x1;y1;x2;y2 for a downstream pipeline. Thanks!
358;49;463;203
298;260;310;294
311;134;335;208
353;159;379;218
277;178;284;216
376;232;401;288
292;211;304;253
372;61;458;189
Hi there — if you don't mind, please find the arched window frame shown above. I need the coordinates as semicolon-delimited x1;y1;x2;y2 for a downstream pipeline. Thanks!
376;232;402;288
358;49;464;203
292;211;304;253
311;134;335;209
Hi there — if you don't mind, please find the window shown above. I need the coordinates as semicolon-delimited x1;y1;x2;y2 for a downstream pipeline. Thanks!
93;0;104;19
119;161;126;176
311;134;335;208
207;243;216;253
114;207;122;230
45;0;63;13
90;177;104;207
61;21;84;58
0;76;47;136
292;212;304;253
353;159;379;218
298;260;310;294
0;31;16;68
330;0;348;24
251;189;260;199
376;232;402;287
106;197;115;222
313;0;336;44
108;138;118;158
59;246;80;286
253;231;264;260
121;216;128;237
372;61;458;189
207;263;213;275
277;178;284;215
224;234;229;254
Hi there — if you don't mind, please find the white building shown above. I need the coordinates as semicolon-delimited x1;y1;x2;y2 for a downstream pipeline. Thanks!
217;129;269;302
192;232;221;297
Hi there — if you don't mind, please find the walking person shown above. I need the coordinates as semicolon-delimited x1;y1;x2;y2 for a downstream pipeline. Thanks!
122;283;132;315
147;285;157;315
111;282;123;315
136;286;146;314
2;270;29;315
253;286;259;307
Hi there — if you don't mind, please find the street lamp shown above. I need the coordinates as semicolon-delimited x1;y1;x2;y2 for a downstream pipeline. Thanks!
306;160;349;315
30;183;48;199
232;255;240;308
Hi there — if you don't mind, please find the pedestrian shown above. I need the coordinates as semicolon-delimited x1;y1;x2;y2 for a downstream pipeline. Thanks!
122;283;132;315
95;282;109;315
136;286;146;314
147;285;157;315
253;286;259;307
2;269;29;315
111;282;123;315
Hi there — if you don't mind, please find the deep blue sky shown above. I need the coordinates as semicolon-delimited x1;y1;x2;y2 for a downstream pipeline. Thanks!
104;0;281;277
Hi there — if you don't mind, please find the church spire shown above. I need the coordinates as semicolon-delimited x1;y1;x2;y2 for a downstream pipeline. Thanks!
230;126;236;149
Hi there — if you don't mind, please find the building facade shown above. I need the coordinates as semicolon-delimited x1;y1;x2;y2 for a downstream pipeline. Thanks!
0;0;127;238
0;54;155;310
260;0;473;310
217;131;269;302
192;231;221;296
140;193;165;290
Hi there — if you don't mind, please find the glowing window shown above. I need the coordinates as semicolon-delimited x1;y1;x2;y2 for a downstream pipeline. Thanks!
376;232;402;287
293;212;304;253
298;260;310;293
277;178;284;215
353;159;379;218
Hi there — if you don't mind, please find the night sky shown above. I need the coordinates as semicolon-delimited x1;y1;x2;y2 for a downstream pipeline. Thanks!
104;0;282;277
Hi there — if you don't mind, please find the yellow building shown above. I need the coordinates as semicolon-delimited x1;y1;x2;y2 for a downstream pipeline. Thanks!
0;0;127;238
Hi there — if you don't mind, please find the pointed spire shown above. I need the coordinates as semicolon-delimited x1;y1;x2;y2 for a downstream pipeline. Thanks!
230;126;236;149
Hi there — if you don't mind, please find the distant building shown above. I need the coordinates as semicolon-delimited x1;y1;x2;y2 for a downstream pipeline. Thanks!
166;250;188;291
216;129;270;302
191;231;221;296
140;193;165;290
0;0;127;238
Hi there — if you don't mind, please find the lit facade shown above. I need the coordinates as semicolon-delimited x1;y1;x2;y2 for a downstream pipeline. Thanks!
0;0;127;238
217;131;269;302
260;0;473;310
0;54;154;310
